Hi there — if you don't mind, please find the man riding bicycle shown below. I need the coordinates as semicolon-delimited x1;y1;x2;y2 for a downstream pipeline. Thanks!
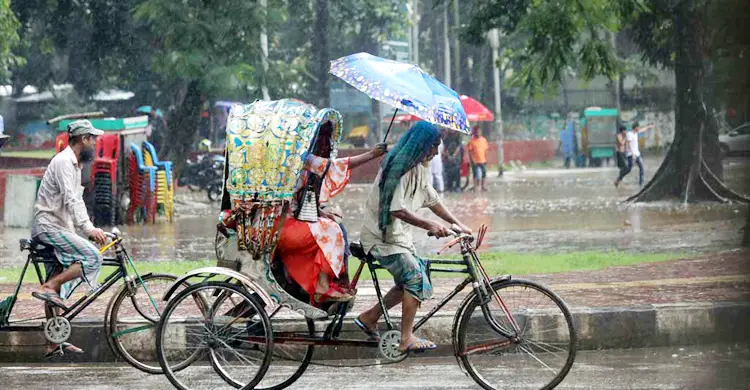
30;119;107;356
356;122;471;353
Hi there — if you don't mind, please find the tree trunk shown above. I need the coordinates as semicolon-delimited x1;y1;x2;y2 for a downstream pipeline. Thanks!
628;1;747;204
166;80;202;177
744;208;750;247
313;0;330;108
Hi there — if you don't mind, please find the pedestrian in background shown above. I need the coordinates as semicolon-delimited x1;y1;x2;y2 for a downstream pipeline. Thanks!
429;140;445;193
559;119;576;169
443;133;463;192
614;126;628;187
467;127;489;192
626;122;653;187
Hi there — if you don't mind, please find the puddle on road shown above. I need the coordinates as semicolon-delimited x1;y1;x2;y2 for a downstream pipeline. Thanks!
1;157;747;268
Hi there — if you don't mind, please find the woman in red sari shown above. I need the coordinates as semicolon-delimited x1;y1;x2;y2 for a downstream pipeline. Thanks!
276;143;386;304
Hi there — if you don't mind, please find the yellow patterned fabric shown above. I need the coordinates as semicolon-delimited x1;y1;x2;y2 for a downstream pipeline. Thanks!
225;99;342;201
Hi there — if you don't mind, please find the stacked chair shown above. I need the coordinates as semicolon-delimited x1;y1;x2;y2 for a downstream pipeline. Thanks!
55;133;69;153
91;134;120;226
141;141;174;222
127;144;158;224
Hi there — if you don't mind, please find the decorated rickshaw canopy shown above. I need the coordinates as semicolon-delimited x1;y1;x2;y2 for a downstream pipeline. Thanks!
225;99;343;201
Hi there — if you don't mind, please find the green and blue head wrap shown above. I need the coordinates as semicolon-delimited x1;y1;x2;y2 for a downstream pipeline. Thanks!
378;121;442;237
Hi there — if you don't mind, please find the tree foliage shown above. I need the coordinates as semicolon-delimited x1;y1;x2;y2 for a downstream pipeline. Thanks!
0;0;24;83
464;0;646;98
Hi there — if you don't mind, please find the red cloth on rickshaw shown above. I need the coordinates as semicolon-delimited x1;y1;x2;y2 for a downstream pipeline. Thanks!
276;217;338;298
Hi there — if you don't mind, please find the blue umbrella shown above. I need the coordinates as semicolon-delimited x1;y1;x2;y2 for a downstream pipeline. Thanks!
330;52;470;139
136;106;163;117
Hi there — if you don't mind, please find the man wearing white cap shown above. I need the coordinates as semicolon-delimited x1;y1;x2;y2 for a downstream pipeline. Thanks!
30;119;107;357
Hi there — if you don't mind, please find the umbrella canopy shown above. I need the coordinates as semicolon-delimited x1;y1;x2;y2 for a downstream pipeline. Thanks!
330;52;469;134
135;105;163;117
460;95;494;122
382;95;494;123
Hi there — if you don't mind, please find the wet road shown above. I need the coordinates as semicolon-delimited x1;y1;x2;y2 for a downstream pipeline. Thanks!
1;156;748;267
1;344;748;389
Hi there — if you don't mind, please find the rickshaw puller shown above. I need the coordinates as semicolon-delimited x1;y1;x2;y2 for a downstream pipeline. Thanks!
356;122;471;353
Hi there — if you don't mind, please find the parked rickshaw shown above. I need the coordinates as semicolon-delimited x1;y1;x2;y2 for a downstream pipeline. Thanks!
580;107;618;167
153;98;577;390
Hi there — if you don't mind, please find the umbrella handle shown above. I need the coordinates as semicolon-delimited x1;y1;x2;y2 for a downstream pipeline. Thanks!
383;108;399;143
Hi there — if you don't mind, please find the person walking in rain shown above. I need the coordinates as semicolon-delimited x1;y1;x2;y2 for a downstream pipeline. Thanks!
615;122;654;187
467;127;489;191
559;119;577;169
614;126;628;187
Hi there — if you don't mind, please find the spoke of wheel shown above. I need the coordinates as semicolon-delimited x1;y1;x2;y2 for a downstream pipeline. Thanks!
523;338;566;361
518;345;557;374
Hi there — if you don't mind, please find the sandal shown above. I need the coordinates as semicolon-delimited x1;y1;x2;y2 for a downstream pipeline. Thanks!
399;338;437;353
44;342;84;358
354;317;380;340
32;291;68;310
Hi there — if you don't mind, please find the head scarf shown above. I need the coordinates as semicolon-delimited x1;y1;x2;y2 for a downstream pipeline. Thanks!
378;121;442;238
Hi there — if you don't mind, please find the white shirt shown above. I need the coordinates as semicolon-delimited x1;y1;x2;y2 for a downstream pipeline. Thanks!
429;143;444;175
626;131;640;157
0;114;4;135
32;146;95;236
360;165;440;256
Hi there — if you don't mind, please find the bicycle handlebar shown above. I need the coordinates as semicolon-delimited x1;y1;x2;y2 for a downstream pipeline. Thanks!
427;223;472;239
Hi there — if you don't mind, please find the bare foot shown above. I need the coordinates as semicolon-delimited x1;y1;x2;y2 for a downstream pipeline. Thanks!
46;342;84;355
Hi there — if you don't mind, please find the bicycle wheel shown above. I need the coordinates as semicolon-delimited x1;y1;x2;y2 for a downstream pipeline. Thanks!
157;281;273;390
105;273;200;374
210;301;315;390
455;278;577;390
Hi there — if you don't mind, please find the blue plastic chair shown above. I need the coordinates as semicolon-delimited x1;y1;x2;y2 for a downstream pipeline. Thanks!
130;143;157;192
142;141;173;188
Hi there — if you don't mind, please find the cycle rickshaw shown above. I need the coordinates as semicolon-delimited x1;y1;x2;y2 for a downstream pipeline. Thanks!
154;99;577;390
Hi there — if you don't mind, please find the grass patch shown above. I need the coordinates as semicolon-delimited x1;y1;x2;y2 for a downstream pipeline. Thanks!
0;149;56;159
352;250;681;281
0;251;682;286
0;259;216;285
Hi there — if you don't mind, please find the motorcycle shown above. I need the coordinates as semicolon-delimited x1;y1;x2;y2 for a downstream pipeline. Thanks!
177;154;225;200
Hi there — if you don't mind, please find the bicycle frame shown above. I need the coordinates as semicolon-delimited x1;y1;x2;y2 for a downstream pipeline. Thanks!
0;236;155;331
265;231;520;348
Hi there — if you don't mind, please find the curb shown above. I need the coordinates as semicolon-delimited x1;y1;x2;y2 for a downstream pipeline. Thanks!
1;302;749;363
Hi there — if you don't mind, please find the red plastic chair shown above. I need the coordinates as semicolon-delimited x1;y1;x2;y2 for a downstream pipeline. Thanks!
91;134;121;186
55;133;69;154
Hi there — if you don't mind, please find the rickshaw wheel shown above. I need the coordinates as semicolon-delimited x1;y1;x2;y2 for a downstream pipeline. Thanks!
156;281;273;390
208;292;315;390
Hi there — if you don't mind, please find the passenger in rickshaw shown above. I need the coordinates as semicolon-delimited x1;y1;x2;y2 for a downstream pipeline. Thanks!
275;122;387;304
355;121;471;353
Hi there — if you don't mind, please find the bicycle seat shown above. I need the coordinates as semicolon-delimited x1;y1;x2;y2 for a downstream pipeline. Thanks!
20;238;56;260
349;241;367;260
349;241;380;266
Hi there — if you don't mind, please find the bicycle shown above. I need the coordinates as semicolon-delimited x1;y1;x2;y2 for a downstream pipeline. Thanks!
155;224;578;390
0;228;185;374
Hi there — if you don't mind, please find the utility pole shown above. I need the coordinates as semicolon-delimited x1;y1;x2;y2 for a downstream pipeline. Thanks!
259;0;270;100
411;0;420;65
453;0;461;92
488;28;503;176
610;31;621;114
443;3;451;87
